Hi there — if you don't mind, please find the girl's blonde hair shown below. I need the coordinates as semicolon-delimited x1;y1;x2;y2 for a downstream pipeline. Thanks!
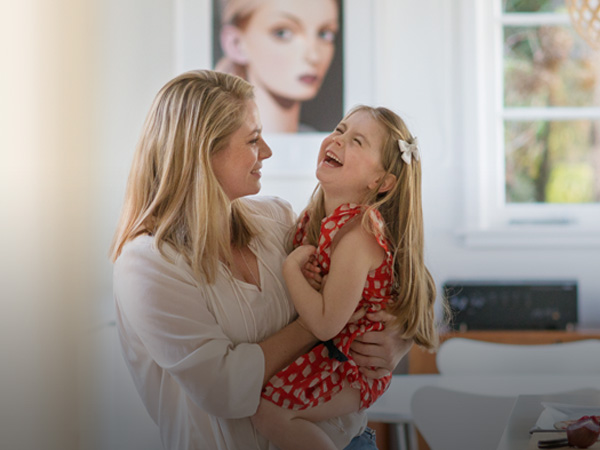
298;105;444;350
110;69;257;283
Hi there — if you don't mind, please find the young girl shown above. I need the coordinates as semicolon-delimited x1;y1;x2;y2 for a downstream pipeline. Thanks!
251;105;441;449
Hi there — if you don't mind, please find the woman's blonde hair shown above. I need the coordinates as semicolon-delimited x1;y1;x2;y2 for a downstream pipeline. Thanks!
110;69;257;283
298;105;445;349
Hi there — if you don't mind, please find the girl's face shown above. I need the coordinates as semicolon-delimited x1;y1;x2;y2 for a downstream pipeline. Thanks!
316;110;388;203
211;100;272;201
240;0;338;102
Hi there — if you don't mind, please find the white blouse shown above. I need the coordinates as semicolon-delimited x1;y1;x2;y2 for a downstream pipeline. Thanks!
113;196;366;450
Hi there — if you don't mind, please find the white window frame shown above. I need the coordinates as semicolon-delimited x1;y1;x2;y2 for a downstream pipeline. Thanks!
460;0;600;248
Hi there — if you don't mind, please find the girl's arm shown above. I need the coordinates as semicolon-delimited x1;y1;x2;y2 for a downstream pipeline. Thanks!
283;225;384;342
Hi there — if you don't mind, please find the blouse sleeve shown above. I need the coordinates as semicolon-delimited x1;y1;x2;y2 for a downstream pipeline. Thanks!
114;239;265;419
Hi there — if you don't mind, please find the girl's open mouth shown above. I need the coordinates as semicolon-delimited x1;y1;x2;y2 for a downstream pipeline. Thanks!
324;151;343;167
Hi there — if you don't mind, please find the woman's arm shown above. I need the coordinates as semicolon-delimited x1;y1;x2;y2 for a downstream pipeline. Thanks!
283;226;383;342
258;319;317;386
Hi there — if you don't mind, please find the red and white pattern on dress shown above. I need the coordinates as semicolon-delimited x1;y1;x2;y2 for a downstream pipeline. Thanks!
261;204;396;411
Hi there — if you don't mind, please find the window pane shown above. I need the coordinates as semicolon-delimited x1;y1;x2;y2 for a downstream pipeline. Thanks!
504;26;600;107
505;120;600;203
503;0;566;13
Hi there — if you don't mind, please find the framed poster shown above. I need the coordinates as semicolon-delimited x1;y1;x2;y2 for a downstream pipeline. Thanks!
176;0;376;133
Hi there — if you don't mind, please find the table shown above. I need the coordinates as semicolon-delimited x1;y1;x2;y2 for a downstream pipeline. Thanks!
497;392;600;450
368;375;600;450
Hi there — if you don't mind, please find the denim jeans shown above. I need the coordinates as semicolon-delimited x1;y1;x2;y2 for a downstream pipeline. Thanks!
343;427;377;450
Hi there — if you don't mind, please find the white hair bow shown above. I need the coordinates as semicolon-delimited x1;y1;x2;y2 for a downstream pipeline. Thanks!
398;137;420;165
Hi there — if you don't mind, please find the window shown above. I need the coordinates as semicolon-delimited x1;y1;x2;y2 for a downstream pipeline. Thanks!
462;0;600;246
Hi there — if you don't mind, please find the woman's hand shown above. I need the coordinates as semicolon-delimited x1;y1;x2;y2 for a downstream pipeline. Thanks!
349;309;413;379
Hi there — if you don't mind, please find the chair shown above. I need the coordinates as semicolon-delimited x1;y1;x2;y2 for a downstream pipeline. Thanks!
411;386;516;450
436;338;600;375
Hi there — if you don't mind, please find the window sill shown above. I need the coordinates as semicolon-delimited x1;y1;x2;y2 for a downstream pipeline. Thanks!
458;226;600;249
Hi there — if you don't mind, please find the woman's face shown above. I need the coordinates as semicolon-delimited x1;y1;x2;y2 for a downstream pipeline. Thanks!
211;100;272;201
240;0;338;102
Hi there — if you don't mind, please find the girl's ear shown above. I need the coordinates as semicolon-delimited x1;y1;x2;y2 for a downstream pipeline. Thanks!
220;25;249;65
369;173;397;193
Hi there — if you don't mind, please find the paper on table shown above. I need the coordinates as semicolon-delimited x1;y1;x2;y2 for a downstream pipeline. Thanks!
534;402;600;430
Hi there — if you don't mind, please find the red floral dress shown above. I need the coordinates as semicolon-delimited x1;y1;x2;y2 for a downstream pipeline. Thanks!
261;204;396;411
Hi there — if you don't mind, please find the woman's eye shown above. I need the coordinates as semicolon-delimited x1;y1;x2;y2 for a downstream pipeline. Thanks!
272;28;293;40
319;29;336;43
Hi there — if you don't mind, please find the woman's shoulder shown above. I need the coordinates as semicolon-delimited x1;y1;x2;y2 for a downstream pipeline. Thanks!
115;236;161;277
116;235;160;262
113;236;201;305
114;235;191;280
242;195;296;226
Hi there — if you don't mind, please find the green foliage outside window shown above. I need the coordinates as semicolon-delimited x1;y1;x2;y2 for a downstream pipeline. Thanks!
502;1;600;204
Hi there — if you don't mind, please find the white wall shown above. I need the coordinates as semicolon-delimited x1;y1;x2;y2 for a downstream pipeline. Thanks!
82;1;175;448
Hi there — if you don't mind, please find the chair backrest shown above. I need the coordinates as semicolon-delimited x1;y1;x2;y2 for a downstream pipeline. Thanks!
436;338;600;375
411;386;516;450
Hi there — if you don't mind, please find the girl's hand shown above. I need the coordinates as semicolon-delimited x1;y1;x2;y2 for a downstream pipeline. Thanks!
301;254;323;291
349;309;413;379
286;245;317;268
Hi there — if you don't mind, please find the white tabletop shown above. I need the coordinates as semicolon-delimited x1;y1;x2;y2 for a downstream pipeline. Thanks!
496;392;600;450
368;374;600;424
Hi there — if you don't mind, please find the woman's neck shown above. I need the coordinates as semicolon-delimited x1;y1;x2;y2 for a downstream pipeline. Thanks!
253;86;301;133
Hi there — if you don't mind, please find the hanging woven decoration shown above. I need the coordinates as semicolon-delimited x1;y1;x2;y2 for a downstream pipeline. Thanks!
566;0;600;50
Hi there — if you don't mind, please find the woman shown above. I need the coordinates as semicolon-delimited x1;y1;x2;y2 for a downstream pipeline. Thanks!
110;70;411;449
215;0;340;133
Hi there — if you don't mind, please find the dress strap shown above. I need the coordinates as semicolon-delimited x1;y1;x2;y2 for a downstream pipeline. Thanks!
365;208;392;255
293;210;311;247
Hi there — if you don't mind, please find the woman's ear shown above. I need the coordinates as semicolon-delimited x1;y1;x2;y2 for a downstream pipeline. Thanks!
220;25;249;65
369;173;397;193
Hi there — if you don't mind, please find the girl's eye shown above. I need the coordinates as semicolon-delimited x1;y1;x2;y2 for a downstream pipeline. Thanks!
353;138;363;146
272;28;293;40
319;29;336;43
334;127;343;134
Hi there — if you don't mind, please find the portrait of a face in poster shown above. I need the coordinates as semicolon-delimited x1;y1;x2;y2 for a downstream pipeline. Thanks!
212;0;344;133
